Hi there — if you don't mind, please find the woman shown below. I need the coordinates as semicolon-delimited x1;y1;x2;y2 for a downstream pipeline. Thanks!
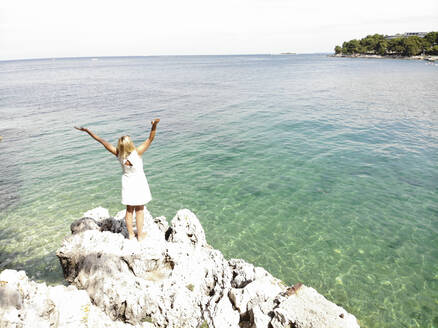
74;118;160;241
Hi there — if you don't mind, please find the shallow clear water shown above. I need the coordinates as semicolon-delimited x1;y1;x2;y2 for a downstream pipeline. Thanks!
0;55;437;328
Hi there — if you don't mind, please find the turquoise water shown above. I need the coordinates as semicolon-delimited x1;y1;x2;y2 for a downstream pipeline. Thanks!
0;55;437;327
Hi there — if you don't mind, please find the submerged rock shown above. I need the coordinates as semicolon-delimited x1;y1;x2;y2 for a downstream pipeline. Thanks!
1;207;360;328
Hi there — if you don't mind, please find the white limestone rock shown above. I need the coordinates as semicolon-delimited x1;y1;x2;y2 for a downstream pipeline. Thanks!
229;278;283;314
228;262;286;328
209;292;240;328
71;217;101;234
0;269;154;328
57;209;221;327
72;207;163;241
114;209;127;221
166;209;207;247
52;206;360;328
83;206;110;221
270;285;360;328
228;258;256;288
0;269;58;328
251;303;273;328
152;216;169;234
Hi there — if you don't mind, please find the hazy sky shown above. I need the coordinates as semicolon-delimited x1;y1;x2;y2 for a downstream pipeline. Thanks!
1;0;437;60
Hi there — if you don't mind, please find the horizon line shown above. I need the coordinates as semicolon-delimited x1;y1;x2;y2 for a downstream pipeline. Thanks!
0;52;332;63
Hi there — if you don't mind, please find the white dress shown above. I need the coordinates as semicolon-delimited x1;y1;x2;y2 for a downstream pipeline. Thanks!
118;150;152;205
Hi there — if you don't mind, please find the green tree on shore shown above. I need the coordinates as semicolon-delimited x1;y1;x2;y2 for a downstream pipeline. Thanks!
388;38;404;55
376;40;388;55
424;32;438;54
402;36;423;56
425;32;438;45
430;45;438;55
359;34;385;53
335;32;438;56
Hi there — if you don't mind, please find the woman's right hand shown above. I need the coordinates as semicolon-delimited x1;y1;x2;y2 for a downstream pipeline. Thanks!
151;118;160;126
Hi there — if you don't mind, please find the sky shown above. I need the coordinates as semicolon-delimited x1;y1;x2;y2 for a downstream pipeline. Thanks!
0;0;437;60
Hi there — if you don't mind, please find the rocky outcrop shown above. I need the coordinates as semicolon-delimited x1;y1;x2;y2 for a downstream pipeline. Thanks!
330;53;438;62
0;269;154;327
1;207;360;328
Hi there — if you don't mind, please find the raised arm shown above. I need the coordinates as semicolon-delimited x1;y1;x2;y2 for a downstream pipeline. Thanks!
74;126;117;156
136;118;160;156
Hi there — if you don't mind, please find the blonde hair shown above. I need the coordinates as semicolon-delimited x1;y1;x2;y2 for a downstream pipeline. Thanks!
117;135;135;159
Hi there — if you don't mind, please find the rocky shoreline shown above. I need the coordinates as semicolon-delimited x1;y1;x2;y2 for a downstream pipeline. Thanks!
330;53;438;62
0;207;360;327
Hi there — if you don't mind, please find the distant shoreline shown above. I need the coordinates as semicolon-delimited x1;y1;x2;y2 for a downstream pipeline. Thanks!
329;53;438;62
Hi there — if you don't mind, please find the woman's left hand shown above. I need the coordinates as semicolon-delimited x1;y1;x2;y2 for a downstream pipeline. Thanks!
74;126;89;132
151;118;160;126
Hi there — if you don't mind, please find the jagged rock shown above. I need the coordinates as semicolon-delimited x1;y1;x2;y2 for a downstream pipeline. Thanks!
83;206;110;221
229;258;256;288
227;257;287;327
99;217;128;235
56;207;359;328
2;206;361;328
250;301;273;328
57;209;238;327
152;216;168;234
270;285;359;328
0;269;59;328
166;209;207;247
209;291;240;327
229;278;283;314
114;209;127;221
0;269;153;328
71;217;100;234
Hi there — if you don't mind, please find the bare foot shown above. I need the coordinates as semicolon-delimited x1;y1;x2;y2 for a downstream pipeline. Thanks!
137;232;147;241
128;233;136;240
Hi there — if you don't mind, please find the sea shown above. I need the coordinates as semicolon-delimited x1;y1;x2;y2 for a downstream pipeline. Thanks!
0;54;437;328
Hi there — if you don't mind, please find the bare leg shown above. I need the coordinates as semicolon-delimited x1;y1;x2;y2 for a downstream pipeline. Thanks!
135;205;147;241
125;205;135;240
